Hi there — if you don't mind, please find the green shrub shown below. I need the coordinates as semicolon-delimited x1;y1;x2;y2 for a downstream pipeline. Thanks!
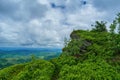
59;60;120;80
0;60;55;80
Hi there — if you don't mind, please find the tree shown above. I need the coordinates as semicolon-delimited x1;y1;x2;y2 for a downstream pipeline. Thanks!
110;20;117;34
31;54;36;62
64;37;69;47
91;21;107;32
116;13;120;34
112;13;120;54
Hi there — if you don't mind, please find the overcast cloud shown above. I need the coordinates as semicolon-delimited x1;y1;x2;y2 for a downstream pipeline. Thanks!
0;0;119;48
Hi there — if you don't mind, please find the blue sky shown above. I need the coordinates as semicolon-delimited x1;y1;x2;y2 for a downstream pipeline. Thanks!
0;0;120;48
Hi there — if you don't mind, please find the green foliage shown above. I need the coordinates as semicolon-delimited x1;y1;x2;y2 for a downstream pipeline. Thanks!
31;54;37;62
60;19;120;79
116;13;120;34
50;56;77;79
113;35;120;54
0;50;61;69
64;37;69;47
0;64;26;80
63;30;112;59
63;39;82;56
110;20;117;34
59;60;120;80
0;60;55;80
91;21;107;32
51;56;77;70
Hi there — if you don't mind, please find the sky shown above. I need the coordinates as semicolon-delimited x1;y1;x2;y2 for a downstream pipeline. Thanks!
0;0;120;48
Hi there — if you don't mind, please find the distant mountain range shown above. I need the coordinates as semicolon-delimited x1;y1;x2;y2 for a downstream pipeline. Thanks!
0;47;62;52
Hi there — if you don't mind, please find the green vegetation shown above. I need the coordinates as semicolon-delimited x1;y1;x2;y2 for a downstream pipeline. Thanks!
0;51;61;69
0;60;55;80
0;13;120;80
91;21;107;32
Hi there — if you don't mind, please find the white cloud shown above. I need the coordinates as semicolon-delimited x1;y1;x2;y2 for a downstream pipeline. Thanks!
0;0;113;48
66;4;106;29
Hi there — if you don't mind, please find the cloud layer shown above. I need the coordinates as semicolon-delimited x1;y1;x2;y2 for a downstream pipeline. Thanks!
0;0;119;48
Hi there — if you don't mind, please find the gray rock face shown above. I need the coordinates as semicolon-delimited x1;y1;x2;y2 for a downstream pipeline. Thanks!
80;40;92;54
